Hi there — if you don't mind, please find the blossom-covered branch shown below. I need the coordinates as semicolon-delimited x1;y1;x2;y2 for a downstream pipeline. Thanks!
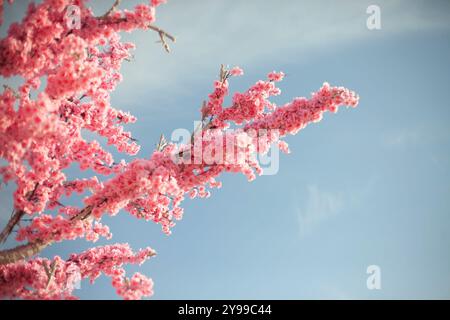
0;67;358;264
0;243;155;299
0;0;359;299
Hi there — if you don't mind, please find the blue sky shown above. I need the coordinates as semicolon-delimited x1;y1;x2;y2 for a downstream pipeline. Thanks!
1;0;450;299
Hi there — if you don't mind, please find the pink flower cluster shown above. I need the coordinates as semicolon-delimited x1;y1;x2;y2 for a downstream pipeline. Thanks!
267;71;285;82
245;81;359;136
0;0;163;219
112;272;154;300
15;213;112;244
58;68;358;238
217;78;280;124
0;243;155;300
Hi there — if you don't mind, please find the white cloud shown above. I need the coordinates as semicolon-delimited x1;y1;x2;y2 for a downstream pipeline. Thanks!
296;185;344;236
113;0;450;107
382;125;450;148
295;177;378;236
2;1;449;108
383;129;421;146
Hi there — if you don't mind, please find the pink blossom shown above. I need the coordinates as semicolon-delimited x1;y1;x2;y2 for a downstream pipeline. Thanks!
0;244;155;300
0;0;359;300
268;71;285;82
278;141;290;154
151;0;167;7
230;66;244;76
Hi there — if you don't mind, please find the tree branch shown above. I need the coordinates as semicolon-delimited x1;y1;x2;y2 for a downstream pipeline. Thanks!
100;0;121;19
44;260;57;290
0;203;97;265
0;210;25;244
0;183;38;243
97;8;176;53
148;24;176;53
0;240;49;265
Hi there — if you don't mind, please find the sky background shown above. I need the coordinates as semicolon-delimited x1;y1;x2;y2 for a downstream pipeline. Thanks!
1;0;450;299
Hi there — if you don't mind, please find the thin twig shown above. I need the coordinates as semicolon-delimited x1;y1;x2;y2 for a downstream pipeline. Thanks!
148;24;176;53
156;134;168;151
97;8;176;53
44;260;58;290
100;0;121;19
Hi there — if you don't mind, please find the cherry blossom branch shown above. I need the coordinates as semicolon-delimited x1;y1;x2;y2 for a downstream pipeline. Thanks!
0;210;25;244
0;240;49;265
43;260;57;290
0;183;38;243
0;72;358;267
97;11;176;53
0;203;99;264
0;0;359;299
148;24;176;53
1;244;156;299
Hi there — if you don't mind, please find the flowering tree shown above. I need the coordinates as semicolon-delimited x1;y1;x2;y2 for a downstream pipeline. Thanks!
0;0;359;299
